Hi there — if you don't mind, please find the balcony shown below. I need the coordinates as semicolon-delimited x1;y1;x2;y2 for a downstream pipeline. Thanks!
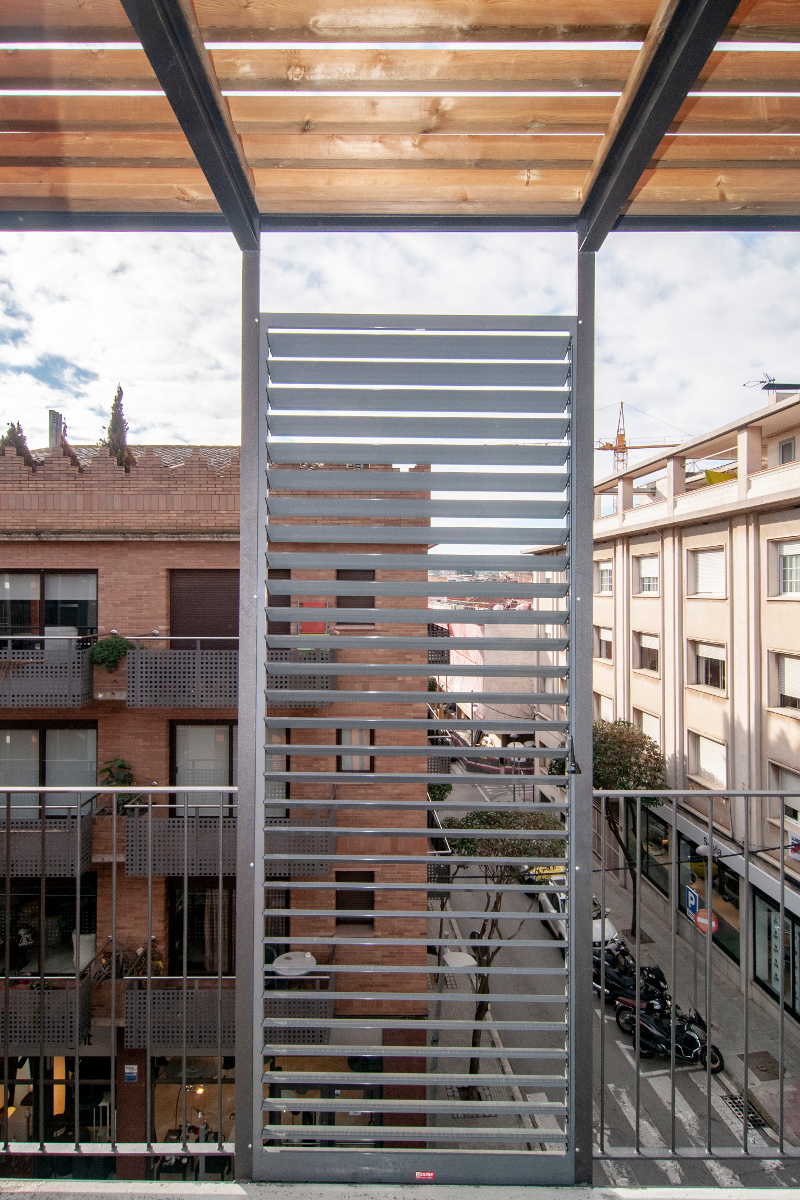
263;970;336;1046
0;793;93;877
125;978;236;1052
0;975;91;1053
126;636;238;708
125;813;237;876
267;647;337;708
264;809;336;878
0;636;93;708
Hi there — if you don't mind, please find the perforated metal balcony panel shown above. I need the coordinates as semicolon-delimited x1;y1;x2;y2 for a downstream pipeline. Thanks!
249;313;585;1185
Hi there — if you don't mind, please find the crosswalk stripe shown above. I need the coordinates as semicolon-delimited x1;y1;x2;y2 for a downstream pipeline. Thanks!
689;1071;788;1185
647;1073;741;1187
607;1083;684;1186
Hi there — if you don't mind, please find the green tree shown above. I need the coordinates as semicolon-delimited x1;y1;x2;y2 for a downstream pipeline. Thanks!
105;385;136;471
442;807;563;1092
0;421;34;469
592;719;666;936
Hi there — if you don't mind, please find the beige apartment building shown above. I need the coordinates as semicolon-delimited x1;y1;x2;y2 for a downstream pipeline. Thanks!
592;389;800;1019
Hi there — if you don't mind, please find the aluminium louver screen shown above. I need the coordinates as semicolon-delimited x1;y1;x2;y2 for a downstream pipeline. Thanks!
254;312;581;1185
693;549;726;595
779;655;800;701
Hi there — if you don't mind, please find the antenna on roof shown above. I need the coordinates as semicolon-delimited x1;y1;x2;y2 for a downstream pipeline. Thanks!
745;373;800;391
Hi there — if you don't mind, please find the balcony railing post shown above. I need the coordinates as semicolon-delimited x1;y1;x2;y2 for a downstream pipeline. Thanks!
598;793;606;1155
38;782;45;1149
705;792;713;1153
669;793;677;1155
634;792;641;1156
146;791;153;1154
779;790;786;1153
182;783;189;1150
743;792;750;1154
74;791;81;1151
110;783;118;1150
217;785;224;1153
3;790;10;1152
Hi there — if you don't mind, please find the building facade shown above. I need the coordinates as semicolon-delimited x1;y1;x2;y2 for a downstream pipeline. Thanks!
592;391;800;1021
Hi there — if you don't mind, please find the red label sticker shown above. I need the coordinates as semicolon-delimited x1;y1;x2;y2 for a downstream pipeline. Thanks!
415;1171;435;1181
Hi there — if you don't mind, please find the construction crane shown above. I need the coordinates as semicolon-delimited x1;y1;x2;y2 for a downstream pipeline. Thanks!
595;402;682;472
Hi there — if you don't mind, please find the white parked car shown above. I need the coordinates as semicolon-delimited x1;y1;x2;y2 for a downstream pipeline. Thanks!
521;867;620;947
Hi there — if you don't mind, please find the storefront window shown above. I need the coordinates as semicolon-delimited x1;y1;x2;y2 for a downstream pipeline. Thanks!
754;891;800;1023
626;806;671;897
677;834;740;963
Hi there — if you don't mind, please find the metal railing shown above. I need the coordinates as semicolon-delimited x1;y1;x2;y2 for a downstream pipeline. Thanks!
0;635;94;708
0;785;238;1166
125;636;238;708
594;788;800;1174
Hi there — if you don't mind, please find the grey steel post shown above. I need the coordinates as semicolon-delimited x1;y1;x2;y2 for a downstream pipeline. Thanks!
235;244;261;1181
570;248;595;1184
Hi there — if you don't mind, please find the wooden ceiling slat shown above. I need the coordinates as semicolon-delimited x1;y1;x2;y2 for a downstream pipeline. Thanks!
628;164;800;207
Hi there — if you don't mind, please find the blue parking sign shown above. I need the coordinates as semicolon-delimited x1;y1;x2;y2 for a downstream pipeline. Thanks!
686;885;699;918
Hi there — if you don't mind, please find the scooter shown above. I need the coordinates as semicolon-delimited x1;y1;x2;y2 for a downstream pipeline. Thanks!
593;940;669;1007
619;996;724;1073
612;966;671;1027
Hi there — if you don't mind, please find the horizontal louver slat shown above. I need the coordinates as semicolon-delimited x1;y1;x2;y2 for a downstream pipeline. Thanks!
779;654;800;700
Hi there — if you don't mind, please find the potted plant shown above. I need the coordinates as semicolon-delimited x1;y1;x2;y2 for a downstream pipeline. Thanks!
90;633;133;673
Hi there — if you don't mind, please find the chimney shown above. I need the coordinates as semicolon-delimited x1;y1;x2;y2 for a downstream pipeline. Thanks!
48;410;63;448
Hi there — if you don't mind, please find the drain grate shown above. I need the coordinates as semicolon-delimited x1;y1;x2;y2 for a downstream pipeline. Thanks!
723;1094;766;1129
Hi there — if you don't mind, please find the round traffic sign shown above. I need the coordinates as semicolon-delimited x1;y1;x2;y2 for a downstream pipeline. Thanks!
695;908;719;934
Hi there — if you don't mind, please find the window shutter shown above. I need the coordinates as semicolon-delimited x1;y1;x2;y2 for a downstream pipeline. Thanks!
779;655;800;700
697;736;727;786
170;569;240;644
639;633;659;650
694;549;725;594
697;643;726;662
599;627;613;642
336;569;375;611
777;765;800;795
599;695;614;722
640;712;661;743
780;541;800;557
267;568;291;635
638;556;659;579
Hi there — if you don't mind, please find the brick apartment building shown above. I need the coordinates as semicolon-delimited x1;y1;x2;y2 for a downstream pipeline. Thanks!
0;440;431;1168
0;438;240;1167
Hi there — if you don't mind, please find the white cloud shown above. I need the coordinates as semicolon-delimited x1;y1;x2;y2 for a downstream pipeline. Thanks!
1;228;799;473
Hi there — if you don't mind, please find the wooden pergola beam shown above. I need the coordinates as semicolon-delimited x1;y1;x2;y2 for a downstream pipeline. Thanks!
578;0;742;252
120;0;259;250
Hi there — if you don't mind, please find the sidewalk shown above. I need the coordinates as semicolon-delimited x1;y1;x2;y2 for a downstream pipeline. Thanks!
598;867;800;1143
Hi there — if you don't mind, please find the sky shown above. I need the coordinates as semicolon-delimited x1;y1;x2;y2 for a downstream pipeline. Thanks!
1;228;799;478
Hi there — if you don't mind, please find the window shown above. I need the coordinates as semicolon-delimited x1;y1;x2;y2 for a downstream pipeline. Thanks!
778;654;800;710
637;633;659;673
335;871;375;928
779;542;800;595
690;548;725;596
695;642;726;690
754;889;800;1021
688;732;727;787
167;878;235;975
267;567;291;636
265;726;288;814
772;764;800;823
779;438;796;465
0;571;97;636
0;875;97;975
596;627;613;661
594;693;614;723
336;569;375;623
596;561;613;594
337;728;374;772
678;834;740;963
170;568;239;648
633;708;661;746
636;555;659;594
172;722;237;814
0;724;96;818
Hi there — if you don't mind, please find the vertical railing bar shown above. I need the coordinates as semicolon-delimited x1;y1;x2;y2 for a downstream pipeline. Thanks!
146;791;153;1154
634;792;641;1156
669;794;677;1155
217;785;223;1153
73;792;81;1153
38;781;45;1150
182;782;188;1151
110;785;118;1151
3;790;11;1152
599;793;606;1155
705;792;713;1154
779;793;785;1153
742;793;750;1155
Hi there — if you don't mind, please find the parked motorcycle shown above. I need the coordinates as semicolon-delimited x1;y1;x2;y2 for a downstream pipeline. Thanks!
611;966;671;1021
593;939;669;1008
618;996;724;1073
